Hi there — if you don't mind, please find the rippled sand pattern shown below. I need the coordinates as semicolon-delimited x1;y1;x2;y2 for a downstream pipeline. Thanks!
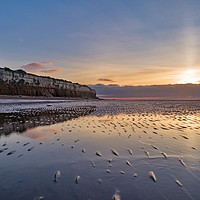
0;101;200;200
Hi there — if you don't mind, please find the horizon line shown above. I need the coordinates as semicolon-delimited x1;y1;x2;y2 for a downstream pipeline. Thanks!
99;97;200;101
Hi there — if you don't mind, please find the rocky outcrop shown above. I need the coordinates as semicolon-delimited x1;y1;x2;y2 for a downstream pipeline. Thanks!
0;67;96;98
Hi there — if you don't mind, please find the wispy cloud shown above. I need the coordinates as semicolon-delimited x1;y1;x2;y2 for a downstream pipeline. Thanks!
98;78;115;82
20;62;63;75
21;62;53;71
40;68;63;74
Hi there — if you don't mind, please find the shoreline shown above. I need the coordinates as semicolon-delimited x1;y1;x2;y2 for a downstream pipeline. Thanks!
0;95;99;114
0;95;99;101
2;95;200;101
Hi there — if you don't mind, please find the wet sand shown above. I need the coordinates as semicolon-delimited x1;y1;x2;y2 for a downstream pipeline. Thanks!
0;100;200;200
0;96;98;113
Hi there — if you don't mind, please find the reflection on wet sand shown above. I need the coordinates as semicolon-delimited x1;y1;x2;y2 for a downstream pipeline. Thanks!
0;106;96;136
0;101;200;200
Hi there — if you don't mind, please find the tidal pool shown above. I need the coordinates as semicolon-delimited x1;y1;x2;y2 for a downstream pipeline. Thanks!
0;100;200;200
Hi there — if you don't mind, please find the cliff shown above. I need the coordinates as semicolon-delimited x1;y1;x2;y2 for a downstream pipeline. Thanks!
0;67;96;98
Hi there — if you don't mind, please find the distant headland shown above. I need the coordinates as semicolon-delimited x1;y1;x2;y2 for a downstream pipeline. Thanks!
0;67;96;98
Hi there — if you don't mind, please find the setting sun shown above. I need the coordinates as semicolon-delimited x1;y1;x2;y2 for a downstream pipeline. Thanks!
178;69;199;84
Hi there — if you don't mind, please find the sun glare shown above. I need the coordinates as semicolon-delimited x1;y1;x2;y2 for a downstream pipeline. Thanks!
178;69;199;84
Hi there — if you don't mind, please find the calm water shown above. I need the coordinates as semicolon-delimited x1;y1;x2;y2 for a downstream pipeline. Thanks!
0;100;200;200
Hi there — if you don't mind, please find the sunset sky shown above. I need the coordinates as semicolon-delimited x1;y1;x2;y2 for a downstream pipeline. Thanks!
1;0;200;87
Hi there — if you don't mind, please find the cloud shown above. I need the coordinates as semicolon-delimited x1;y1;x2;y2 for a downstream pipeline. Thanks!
40;68;63;74
98;78;115;82
19;62;63;75
20;62;53;71
90;83;200;99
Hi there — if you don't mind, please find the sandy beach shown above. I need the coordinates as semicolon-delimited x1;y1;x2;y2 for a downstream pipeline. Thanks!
0;98;200;200
0;95;99;113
